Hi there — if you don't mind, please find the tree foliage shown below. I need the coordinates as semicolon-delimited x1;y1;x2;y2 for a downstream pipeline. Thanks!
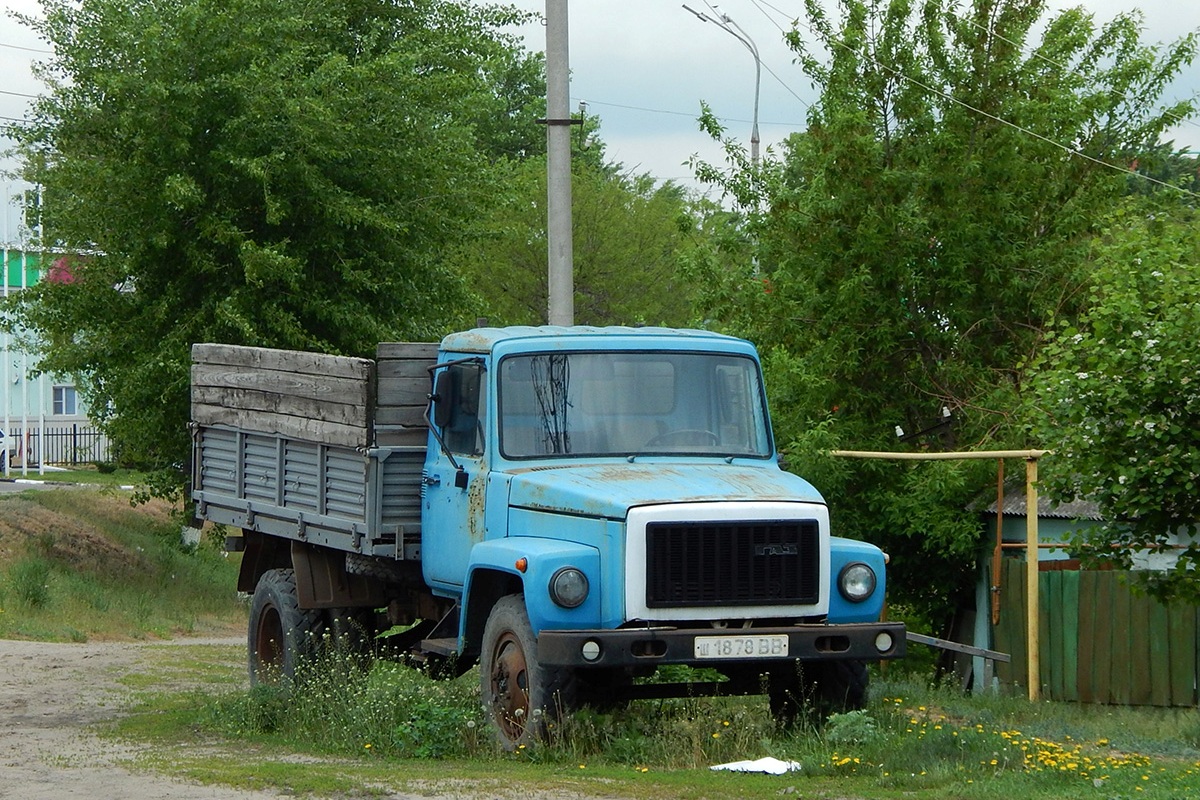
2;0;543;484
445;157;700;327
688;0;1197;622
1030;199;1200;603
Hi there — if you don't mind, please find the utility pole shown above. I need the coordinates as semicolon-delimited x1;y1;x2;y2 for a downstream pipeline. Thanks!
544;0;574;325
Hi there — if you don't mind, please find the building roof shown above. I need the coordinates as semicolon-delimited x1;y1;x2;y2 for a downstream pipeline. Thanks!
982;492;1103;521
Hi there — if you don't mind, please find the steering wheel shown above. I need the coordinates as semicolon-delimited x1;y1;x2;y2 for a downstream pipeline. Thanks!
644;429;720;448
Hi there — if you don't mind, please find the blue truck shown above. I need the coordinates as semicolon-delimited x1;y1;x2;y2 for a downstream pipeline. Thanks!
191;326;904;747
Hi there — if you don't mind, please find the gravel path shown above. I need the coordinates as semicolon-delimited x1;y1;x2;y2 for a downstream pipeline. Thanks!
0;637;286;800
0;637;618;800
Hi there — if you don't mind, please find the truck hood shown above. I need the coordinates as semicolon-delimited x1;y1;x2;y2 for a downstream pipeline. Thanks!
505;462;825;519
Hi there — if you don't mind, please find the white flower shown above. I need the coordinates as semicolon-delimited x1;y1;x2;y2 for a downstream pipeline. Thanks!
1076;372;1089;380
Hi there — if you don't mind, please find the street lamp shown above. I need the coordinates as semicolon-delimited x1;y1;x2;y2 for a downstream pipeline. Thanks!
683;3;761;166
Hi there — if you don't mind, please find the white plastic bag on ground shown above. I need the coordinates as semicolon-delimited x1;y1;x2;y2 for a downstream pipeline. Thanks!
710;757;802;775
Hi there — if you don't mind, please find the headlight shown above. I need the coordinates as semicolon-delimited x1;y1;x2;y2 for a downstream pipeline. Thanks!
549;567;589;608
838;562;876;602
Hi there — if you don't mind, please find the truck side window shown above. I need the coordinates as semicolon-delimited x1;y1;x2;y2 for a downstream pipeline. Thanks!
436;362;485;456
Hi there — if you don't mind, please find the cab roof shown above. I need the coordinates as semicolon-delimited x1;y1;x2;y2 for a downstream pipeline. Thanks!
440;326;746;354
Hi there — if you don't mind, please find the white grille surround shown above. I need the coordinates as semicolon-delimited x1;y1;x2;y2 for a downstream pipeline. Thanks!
625;501;831;622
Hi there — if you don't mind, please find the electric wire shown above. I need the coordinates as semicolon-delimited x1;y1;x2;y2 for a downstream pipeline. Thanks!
0;41;51;54
955;12;1200;135
572;96;800;128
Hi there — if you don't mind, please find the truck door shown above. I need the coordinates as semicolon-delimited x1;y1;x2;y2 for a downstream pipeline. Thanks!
423;359;487;593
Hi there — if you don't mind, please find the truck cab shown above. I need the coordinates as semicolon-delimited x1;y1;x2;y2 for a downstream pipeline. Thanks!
421;327;902;744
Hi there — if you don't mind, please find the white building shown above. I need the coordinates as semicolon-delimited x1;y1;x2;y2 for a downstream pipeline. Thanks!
2;244;108;470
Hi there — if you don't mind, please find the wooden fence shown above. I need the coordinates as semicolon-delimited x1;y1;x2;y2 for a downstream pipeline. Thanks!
992;558;1198;706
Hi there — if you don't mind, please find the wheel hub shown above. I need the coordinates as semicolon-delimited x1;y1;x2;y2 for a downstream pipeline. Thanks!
490;633;530;740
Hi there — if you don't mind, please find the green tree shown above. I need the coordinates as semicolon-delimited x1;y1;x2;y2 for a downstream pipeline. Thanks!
689;0;1197;622
1030;198;1200;603
2;0;542;490
446;156;699;327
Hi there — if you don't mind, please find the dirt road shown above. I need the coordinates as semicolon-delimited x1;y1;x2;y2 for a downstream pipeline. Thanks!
0;637;287;800
0;638;619;800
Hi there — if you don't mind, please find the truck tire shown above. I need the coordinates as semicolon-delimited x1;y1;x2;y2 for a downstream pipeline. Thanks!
248;568;325;686
769;660;869;726
480;594;576;750
344;552;408;584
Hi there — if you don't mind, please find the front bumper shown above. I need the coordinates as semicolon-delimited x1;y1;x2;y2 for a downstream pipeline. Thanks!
538;621;905;667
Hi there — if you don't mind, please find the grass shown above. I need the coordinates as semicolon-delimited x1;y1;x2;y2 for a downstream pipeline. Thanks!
4;486;1200;798
1;465;148;487
0;487;245;641
102;639;1200;800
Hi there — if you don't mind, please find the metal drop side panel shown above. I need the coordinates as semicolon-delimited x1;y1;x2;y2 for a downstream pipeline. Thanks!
193;426;420;558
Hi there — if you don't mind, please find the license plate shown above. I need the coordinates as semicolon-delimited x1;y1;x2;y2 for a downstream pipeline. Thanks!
694;634;789;660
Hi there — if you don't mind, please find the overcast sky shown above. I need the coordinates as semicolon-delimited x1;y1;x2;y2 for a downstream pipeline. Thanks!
3;0;1199;240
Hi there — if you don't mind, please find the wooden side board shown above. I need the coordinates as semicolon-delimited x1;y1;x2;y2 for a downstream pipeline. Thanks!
375;342;438;447
191;342;439;449
191;344;376;449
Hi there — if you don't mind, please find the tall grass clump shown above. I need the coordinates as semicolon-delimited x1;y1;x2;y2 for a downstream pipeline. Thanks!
7;556;53;608
206;638;486;759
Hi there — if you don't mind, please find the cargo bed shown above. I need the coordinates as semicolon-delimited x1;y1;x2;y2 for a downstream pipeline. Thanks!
190;342;435;560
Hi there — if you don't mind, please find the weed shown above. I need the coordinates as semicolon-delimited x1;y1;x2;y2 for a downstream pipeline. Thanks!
204;639;486;759
9;556;52;608
824;709;878;745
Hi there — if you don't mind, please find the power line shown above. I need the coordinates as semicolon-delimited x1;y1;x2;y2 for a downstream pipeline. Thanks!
573;97;802;129
0;89;39;100
956;13;1200;135
0;41;51;54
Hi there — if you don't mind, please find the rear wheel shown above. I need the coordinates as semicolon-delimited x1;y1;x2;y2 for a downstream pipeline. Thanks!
480;594;576;749
247;568;324;685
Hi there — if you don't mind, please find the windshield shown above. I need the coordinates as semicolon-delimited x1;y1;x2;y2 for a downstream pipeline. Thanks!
498;351;772;459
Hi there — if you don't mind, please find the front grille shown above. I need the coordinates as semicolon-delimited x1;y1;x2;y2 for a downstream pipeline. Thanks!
645;520;820;607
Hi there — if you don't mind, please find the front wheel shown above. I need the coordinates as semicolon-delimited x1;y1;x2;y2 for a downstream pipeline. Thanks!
480;594;576;749
247;568;325;686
